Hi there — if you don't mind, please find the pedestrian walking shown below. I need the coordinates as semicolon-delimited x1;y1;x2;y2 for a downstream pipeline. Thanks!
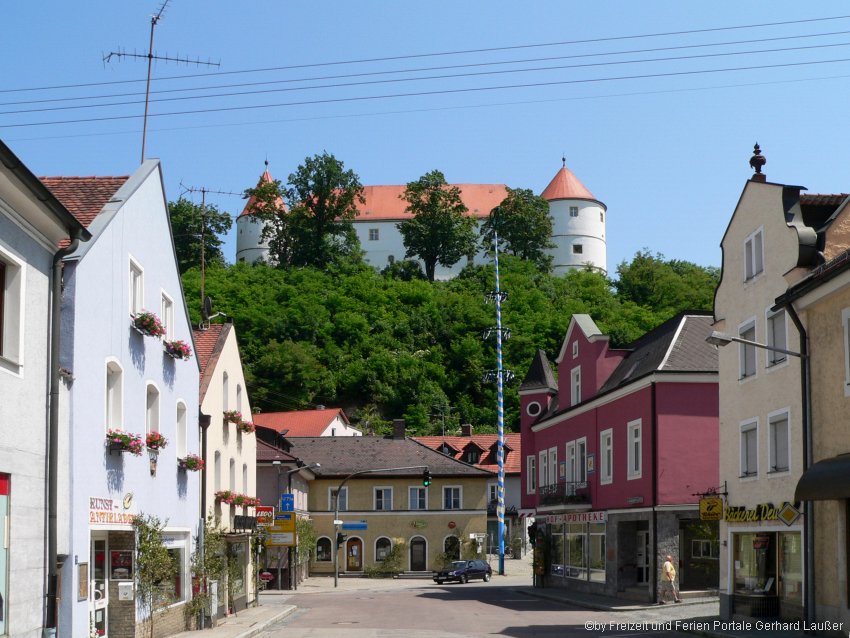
659;554;681;603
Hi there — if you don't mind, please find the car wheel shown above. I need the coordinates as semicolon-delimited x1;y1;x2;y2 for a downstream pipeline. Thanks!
461;574;468;584
436;579;443;584
483;572;491;582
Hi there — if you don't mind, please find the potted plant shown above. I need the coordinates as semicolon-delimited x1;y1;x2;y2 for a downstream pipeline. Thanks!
178;453;205;472
237;420;255;434
146;431;168;450
131;310;166;338
163;339;192;360
214;490;235;504
222;410;242;425
105;429;144;456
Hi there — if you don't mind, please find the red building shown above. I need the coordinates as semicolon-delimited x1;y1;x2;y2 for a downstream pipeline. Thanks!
519;311;719;601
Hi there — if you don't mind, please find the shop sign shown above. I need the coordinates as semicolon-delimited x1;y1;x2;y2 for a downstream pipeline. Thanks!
724;502;801;523
545;511;607;524
700;496;723;521
89;495;136;526
256;506;274;527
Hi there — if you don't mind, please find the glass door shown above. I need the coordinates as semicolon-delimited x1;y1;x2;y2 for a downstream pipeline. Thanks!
636;531;649;584
91;536;108;637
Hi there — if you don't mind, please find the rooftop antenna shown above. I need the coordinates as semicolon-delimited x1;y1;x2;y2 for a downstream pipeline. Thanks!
103;0;220;164
199;295;226;329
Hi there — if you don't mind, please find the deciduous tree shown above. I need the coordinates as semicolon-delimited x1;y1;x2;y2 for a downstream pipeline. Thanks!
480;187;554;271
168;198;232;274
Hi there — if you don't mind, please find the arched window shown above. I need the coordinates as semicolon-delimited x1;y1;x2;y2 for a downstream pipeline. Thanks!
229;459;236;492
214;452;221;491
444;536;460;560
176;401;187;458
105;360;123;431
242;463;248;492
236;384;242;413
222;372;229;411
146;384;160;434
316;538;332;562
376;537;392;562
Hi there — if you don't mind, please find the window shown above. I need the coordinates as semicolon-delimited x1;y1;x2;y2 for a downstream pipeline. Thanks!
548;447;557;486
692;539;719;559
464;449;481;464
146;384;160;434
627;419;642;479
766;309;787;366
577;438;587;483
538;450;548;487
175;401;187;458
526;456;536;493
443;486;462;510
572;244;583;254
156;546;186;606
222;372;229;411
160;293;174;340
488;483;497;503
740;420;758;478
739;320;757;379
409;486;427;510
229;459;236;491
744;229;764;280
600;429;613;485
316;538;332;562
570;367;581;405
376;537;391;561
129;257;143;315
330;487;348;511
566;441;576;483
214;452;221;491
444;536;460;560
0;250;23;366
526;401;541;417
600;211;604;223
236;384;243;413
374;487;393;511
106;361;123;431
572;341;578;358
242;464;248;492
769;411;789;473
569;206;579;217
368;228;379;241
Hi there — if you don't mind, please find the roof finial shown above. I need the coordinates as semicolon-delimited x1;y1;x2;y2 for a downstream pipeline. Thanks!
561;153;566;168
264;155;269;170
749;143;766;182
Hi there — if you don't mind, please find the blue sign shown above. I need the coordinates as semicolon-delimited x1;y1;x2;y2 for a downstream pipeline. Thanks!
280;493;294;512
275;512;294;522
341;521;368;531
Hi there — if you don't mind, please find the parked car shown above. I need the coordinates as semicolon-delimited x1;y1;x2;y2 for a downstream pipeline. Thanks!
433;559;492;584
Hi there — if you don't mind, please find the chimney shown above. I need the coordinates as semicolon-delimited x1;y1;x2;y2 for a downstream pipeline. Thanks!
315;404;326;410
461;423;473;437
392;419;406;440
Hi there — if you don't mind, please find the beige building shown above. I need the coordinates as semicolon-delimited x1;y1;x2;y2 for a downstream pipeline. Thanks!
194;322;258;613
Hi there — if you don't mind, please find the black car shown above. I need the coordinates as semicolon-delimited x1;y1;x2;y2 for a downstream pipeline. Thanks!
433;559;492;584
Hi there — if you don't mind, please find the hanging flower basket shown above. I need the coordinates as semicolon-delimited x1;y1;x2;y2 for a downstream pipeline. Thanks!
105;429;144;456
163;339;192;360
223;410;242;425
132;311;166;338
178;454;204;472
146;431;168;450
237;421;256;434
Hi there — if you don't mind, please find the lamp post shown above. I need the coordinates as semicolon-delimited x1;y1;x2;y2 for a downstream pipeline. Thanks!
332;465;428;588
283;463;320;591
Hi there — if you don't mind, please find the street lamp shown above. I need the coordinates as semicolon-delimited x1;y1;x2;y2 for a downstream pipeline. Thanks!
332;465;428;588
706;331;806;359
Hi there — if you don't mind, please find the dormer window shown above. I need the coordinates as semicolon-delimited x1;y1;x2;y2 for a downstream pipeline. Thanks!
438;443;452;455
464;449;481;464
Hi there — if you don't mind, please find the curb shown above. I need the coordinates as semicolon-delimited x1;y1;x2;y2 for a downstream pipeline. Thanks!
229;605;297;638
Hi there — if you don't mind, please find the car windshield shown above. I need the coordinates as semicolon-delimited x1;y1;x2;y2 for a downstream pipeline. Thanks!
450;561;468;569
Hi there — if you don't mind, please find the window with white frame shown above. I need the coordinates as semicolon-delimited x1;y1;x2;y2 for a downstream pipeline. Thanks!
129;257;144;316
158;541;188;605
744;228;764;281
106;360;123;431
330;487;348;511
740;420;758;478
374;487;393;511
627;419;642;479
160;292;174;340
566;441;576;483
376;537;391;561
146;384;160;434
692;539;719;559
368;228;379;241
768;410;789;473
538;450;548;487
570;206;579;217
175;401;187;458
0;250;24;366
570;366;581;405
409;486;427;510
577;438;587;483
572;341;579;358
488;483;497;503
548;447;558;486
600;429;613;485
766;309;787;367
443;486;462;510
739;320;757;379
527;455;536;493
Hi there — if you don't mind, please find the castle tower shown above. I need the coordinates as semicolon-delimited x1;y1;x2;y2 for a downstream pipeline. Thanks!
541;159;607;275
235;163;279;264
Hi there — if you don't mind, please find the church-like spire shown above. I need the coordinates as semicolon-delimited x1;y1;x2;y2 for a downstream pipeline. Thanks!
541;159;595;201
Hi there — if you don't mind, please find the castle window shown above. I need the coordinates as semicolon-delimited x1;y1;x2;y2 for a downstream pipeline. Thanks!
569;206;579;217
369;228;379;241
600;212;604;222
573;244;583;255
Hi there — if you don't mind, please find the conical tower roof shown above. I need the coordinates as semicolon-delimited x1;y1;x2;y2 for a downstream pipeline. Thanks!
540;162;595;201
519;349;557;392
239;163;285;217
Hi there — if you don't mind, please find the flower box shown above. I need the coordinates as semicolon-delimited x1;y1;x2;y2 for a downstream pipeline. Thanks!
146;431;168;450
237;421;255;434
223;410;242;425
178;454;205;472
132;311;166;338
214;491;259;507
105;429;144;456
163;339;192;360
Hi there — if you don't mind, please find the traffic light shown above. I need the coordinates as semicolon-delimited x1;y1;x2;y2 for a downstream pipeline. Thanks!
422;469;432;487
336;532;347;547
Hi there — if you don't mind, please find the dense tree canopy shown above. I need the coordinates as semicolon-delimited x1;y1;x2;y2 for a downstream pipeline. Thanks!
183;251;717;436
480;187;554;271
168;198;233;275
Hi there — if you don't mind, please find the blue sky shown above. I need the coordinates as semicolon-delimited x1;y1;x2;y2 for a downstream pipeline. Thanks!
4;2;850;272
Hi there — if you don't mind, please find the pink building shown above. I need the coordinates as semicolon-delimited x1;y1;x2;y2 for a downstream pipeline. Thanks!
519;312;718;601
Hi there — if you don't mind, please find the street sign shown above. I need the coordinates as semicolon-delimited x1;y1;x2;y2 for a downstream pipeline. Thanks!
259;571;275;582
280;493;294;512
341;521;368;531
256;506;274;527
267;531;294;547
272;513;295;532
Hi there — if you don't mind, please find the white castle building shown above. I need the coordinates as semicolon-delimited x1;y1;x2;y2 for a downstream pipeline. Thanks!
236;161;607;278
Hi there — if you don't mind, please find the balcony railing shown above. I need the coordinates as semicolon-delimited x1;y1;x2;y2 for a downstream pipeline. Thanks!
538;480;590;506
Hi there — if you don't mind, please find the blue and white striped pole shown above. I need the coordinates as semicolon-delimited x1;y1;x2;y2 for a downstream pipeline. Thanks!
493;231;506;576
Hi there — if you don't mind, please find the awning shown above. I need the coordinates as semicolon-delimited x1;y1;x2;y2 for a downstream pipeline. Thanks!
795;453;850;501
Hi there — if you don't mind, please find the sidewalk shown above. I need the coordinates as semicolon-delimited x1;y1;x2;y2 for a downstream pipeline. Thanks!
168;595;296;638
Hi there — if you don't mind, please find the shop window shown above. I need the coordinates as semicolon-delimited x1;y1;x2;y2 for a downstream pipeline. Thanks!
154;547;185;606
375;537;391;561
588;523;606;582
316;537;332;562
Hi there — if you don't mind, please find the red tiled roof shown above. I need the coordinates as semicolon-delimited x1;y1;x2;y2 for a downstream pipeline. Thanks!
238;169;287;217
540;166;595;201
40;176;128;228
414;433;522;474
192;323;225;377
252;409;351;437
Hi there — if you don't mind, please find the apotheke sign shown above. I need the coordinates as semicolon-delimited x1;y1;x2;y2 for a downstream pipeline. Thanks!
545;511;607;524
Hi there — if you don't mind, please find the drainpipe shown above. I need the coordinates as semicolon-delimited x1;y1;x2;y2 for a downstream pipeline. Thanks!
44;234;84;637
650;382;659;604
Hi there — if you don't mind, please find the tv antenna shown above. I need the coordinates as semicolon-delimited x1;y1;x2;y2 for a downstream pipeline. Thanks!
103;0;220;164
179;183;239;316
200;296;226;329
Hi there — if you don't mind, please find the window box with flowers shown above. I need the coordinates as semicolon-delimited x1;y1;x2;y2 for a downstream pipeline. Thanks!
214;490;235;505
214;491;260;508
178;454;205;472
163;339;192;360
131;310;166;338
146;431;168;451
106;429;144;456
222;410;242;425
237;421;256;435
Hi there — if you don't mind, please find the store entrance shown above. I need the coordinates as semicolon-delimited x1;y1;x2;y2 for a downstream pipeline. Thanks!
636;530;650;584
90;535;108;637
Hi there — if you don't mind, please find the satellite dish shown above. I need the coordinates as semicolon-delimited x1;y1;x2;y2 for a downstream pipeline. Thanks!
202;296;213;320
